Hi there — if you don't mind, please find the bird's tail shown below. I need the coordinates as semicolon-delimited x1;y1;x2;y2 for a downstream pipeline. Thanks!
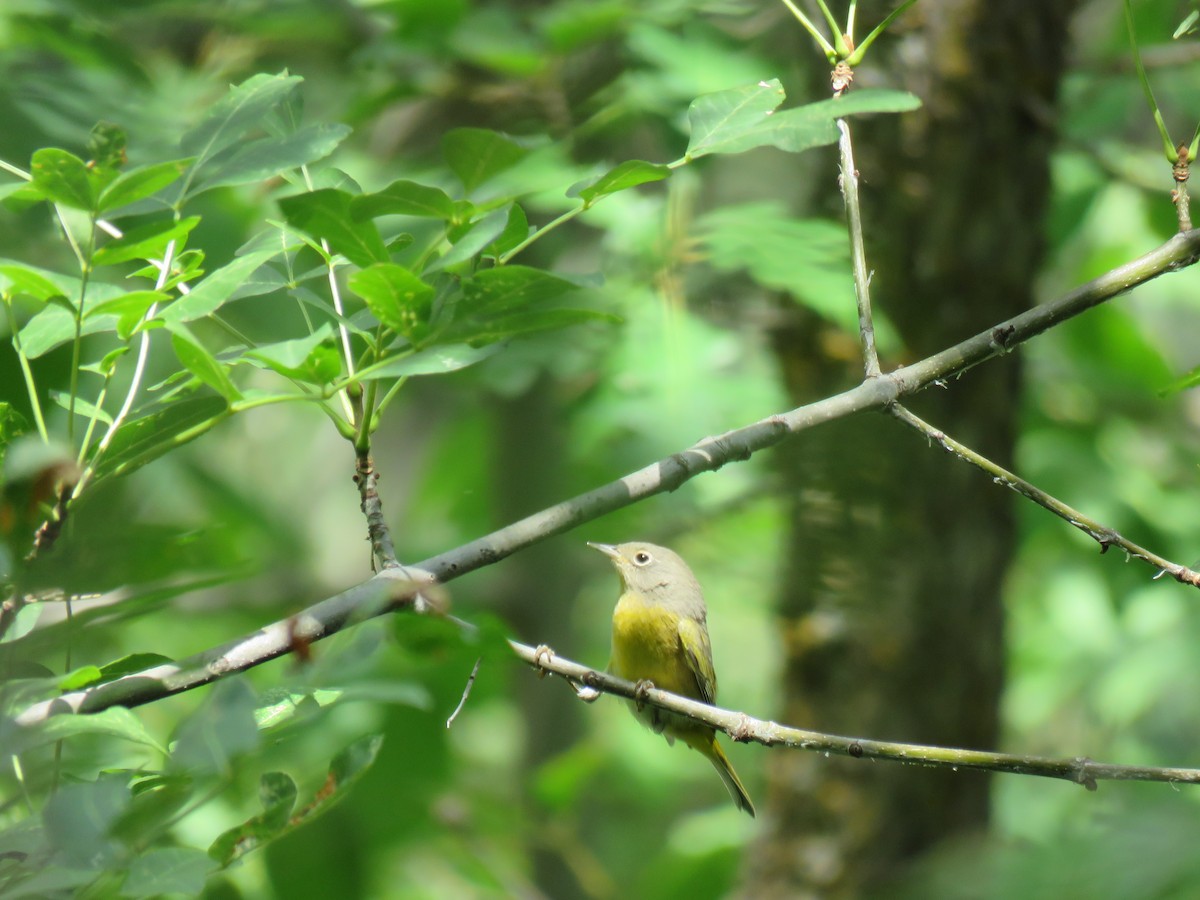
701;737;756;818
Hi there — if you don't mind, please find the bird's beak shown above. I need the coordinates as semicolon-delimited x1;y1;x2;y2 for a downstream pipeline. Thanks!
587;541;620;560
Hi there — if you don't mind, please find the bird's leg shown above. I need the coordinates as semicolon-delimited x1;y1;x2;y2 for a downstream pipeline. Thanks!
633;678;656;712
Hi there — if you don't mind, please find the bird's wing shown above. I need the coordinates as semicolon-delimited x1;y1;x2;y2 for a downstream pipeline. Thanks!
677;617;717;705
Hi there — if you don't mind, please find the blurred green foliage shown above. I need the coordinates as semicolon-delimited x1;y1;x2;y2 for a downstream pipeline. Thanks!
0;0;1198;898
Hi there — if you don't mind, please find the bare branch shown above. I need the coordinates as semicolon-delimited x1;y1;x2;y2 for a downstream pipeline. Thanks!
891;404;1200;587
509;641;1200;790
11;228;1200;728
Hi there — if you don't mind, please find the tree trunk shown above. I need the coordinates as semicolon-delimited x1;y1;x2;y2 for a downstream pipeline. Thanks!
743;2;1078;895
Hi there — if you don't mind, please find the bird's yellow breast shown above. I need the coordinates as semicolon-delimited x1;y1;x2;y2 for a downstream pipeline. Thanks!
610;591;697;698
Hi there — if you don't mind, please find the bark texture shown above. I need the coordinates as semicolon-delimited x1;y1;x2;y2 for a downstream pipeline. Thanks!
742;2;1079;895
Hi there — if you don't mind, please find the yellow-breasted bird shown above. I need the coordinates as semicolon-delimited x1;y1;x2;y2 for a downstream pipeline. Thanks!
589;540;755;817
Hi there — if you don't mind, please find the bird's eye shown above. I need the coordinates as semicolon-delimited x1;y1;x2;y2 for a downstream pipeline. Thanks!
633;551;652;566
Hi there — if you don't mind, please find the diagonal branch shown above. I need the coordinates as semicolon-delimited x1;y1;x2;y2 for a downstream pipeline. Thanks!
890;404;1200;586
12;228;1200;728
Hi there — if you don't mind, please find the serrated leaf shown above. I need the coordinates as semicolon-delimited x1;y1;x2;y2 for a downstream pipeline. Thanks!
352;179;457;220
572;160;672;204
92;216;200;267
442;128;528;192
348;263;433;340
278;188;389;268
168;328;242;402
96;158;193;213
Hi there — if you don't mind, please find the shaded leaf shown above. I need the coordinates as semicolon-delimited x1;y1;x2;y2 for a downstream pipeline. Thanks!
93;396;228;480
14;707;165;755
198;123;351;191
278;188;389;268
352;179;457;220
450;307;618;345
168;328;242;402
92;217;199;267
170;679;259;773
684;80;787;160
159;247;280;323
180;72;303;173
123;847;219;897
461;265;579;315
354;343;500;381
572;160;671;204
43;776;130;868
348;264;434;341
208;772;298;864
96;158;193;213
442;128;527;192
29;148;101;211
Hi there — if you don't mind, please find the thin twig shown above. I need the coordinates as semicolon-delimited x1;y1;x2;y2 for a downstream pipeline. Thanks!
836;109;880;377
889;403;1200;586
446;657;483;728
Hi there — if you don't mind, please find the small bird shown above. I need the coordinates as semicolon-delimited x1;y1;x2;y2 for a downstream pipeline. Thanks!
589;540;755;817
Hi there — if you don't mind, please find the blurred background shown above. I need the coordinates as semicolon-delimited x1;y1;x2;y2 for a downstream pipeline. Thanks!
3;0;1200;897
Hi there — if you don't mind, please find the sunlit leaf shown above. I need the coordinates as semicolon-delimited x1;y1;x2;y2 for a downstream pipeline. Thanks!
278;188;389;268
352;179;457;220
571;160;672;204
96;158;193;212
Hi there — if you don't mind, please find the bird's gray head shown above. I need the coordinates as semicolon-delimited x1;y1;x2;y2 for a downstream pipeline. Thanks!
588;541;707;616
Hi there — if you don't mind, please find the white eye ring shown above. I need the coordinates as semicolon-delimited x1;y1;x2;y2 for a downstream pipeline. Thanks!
633;551;652;566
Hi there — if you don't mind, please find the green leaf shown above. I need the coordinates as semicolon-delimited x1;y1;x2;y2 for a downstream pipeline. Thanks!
442;128;528;192
684;80;788;160
180;72;304;171
278;188;389;268
58;665;103;690
429;206;510;272
684;85;921;161
99;652;174;682
241;325;342;385
487;203;530;257
348;263;434;340
461;265;579;315
354;343;500;381
93;217;200;267
49;390;113;425
88;121;127;170
15;707;166;755
0;263;68;303
124;847;219;897
198;123;351;191
572;160;672;204
43;776;130;868
29;148;101;211
352;179;457;220
170;679;260;773
450;308;618;345
159;246;281;323
15;283;127;357
93;396;227;479
86;289;168;325
208;772;298;865
96;158;193;212
168;328;242;403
